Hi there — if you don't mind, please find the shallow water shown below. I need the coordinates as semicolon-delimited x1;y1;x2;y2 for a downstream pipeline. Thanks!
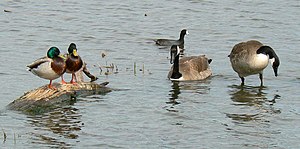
1;0;300;148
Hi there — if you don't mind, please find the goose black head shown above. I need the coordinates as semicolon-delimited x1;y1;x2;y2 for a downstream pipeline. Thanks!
170;45;180;64
179;29;188;40
257;46;280;76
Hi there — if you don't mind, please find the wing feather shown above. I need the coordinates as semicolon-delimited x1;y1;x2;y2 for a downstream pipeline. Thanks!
27;56;51;69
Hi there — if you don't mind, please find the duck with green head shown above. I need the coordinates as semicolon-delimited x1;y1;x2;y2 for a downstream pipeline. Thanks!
64;43;83;84
27;47;66;89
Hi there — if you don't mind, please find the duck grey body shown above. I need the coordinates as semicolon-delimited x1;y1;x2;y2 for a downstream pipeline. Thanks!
168;45;212;81
155;29;188;48
229;40;280;86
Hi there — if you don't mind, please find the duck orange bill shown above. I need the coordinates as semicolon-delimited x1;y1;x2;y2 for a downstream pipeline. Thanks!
73;49;78;56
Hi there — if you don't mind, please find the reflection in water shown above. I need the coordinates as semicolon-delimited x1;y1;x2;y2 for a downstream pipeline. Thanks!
165;80;211;112
230;85;267;106
167;82;181;105
225;85;282;146
226;85;281;123
27;106;82;148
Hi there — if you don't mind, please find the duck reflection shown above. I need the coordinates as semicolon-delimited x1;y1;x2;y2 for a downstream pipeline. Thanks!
27;106;82;148
226;85;281;123
166;80;211;112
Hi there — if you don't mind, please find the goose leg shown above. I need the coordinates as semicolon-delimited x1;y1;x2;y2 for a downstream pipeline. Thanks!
240;77;245;86
259;73;263;86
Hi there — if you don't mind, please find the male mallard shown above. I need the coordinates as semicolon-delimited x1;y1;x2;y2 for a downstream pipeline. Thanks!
229;40;280;86
65;43;83;84
27;47;66;89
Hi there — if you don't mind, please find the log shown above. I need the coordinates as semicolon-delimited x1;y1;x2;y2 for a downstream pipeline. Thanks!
7;82;111;115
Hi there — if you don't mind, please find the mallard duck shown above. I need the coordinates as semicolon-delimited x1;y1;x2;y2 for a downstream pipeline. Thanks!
154;29;188;48
27;47;66;89
229;40;280;86
168;45;212;81
65;43;83;84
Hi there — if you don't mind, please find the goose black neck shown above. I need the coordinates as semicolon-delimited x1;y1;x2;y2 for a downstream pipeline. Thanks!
257;46;280;63
171;54;182;79
179;31;185;41
257;45;280;76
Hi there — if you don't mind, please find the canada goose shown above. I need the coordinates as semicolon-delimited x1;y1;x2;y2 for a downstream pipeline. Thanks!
155;29;188;48
229;40;280;86
168;45;212;81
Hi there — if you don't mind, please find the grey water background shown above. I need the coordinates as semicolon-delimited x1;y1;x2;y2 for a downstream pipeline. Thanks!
1;0;300;148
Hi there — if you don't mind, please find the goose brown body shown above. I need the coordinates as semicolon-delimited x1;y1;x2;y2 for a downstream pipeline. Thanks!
229;40;280;86
168;45;212;81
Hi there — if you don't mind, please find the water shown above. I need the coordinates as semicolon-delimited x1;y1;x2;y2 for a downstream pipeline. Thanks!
1;0;300;148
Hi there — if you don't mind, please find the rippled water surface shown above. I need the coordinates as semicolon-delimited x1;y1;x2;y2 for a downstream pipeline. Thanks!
1;0;300;148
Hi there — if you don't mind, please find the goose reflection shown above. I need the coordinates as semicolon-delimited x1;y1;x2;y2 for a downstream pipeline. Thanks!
27;106;82;148
229;85;267;106
167;81;181;105
226;85;281;123
166;80;211;112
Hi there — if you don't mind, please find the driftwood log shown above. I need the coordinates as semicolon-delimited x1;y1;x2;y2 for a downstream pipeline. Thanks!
8;61;110;115
7;82;111;115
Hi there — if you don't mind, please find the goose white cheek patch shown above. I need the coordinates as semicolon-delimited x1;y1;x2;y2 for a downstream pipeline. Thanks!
269;57;275;65
176;46;181;55
256;53;269;64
